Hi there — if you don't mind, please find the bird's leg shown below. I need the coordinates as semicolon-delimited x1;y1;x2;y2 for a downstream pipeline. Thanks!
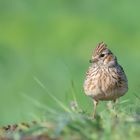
113;99;118;110
113;99;118;117
93;99;98;118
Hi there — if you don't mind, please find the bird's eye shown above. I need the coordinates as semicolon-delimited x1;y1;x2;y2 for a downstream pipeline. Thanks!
100;54;105;57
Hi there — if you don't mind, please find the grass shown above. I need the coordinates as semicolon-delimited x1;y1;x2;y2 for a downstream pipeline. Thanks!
1;79;140;140
1;100;140;140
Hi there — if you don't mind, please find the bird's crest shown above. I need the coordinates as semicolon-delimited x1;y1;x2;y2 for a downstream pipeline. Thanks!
93;42;107;56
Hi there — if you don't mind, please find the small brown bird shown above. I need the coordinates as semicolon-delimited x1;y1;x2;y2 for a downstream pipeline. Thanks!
84;42;128;118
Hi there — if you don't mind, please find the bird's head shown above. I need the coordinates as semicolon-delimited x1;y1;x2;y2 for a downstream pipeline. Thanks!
89;42;117;67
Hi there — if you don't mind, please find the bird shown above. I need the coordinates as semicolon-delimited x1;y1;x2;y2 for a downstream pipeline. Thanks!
83;42;128;118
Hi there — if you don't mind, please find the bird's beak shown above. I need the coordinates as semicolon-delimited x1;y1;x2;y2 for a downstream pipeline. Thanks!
89;59;94;63
89;57;98;63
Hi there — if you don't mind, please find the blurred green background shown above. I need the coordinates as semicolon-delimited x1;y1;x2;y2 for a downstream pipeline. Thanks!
0;0;140;125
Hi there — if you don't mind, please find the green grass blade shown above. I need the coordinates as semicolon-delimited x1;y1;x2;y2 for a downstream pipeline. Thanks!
22;93;57;115
33;76;72;113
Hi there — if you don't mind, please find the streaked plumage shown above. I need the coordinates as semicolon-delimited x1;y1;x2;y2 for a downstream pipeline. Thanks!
84;42;128;117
